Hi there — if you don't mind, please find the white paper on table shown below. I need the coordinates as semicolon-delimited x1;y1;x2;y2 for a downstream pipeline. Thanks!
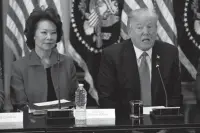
30;99;71;114
143;106;180;114
34;99;70;106
143;106;165;114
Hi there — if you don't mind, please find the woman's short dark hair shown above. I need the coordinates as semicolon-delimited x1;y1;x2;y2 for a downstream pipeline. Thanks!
24;6;63;49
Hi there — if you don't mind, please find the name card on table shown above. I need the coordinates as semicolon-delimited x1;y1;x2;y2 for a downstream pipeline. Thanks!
86;109;115;126
86;109;115;119
0;112;23;129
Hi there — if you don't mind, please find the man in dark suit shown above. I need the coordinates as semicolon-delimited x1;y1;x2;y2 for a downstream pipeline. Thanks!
97;8;181;116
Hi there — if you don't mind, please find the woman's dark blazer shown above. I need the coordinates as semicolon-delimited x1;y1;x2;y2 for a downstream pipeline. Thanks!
10;50;78;108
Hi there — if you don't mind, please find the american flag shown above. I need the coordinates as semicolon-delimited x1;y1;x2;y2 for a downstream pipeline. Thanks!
120;0;197;79
4;0;99;110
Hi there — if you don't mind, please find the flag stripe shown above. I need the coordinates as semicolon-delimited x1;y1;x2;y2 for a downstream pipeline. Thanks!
135;0;147;8
162;0;174;17
154;0;177;45
53;0;62;19
5;35;20;59
123;1;133;14
23;0;35;14
178;46;197;79
5;27;22;57
31;0;39;8
46;0;57;13
143;0;155;9
14;0;32;55
121;10;128;28
6;16;25;52
15;0;29;19
121;17;129;37
7;6;24;37
6;0;34;58
39;0;47;8
157;22;173;44
52;0;65;54
124;0;140;11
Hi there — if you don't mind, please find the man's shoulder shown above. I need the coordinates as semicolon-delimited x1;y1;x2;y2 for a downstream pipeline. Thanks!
103;39;132;54
155;40;178;52
155;40;177;50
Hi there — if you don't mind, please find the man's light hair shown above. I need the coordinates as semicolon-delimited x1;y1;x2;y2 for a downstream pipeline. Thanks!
127;8;158;34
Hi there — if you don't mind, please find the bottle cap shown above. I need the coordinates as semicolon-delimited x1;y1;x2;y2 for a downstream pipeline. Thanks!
78;83;84;87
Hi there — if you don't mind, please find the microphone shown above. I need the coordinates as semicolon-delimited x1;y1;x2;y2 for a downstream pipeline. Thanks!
156;55;168;107
46;53;75;125
57;53;61;109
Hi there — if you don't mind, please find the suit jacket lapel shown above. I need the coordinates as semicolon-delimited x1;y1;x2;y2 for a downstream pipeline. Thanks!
120;40;141;100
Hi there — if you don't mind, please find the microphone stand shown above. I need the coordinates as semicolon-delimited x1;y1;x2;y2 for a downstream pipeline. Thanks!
57;54;61;109
156;64;168;107
150;59;183;119
46;53;75;125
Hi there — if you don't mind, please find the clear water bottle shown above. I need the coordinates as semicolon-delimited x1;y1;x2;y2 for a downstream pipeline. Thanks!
75;83;87;120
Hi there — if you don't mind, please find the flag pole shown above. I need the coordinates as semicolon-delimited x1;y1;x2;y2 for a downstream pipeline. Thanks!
60;0;99;105
3;0;14;112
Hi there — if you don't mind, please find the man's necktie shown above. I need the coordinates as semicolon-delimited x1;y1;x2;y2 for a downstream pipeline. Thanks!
139;52;151;106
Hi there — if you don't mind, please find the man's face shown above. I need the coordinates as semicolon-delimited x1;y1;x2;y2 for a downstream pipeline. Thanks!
128;14;157;51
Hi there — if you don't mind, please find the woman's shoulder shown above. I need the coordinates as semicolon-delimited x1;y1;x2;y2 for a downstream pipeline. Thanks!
59;53;74;63
11;55;31;73
58;53;76;69
12;55;29;67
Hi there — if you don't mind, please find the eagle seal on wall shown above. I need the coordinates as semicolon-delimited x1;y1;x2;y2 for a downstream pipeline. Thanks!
184;0;200;48
71;0;123;53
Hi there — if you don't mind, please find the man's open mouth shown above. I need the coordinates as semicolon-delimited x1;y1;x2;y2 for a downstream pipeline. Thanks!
142;38;150;42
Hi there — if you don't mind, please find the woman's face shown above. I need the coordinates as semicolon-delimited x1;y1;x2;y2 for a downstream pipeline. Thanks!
34;19;57;51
